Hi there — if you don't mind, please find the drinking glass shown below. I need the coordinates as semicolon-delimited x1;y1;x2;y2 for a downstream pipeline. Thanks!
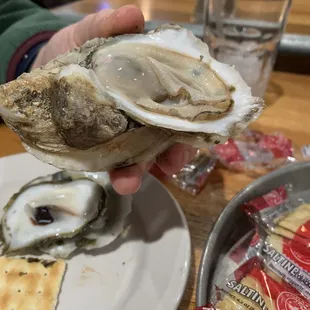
203;0;292;98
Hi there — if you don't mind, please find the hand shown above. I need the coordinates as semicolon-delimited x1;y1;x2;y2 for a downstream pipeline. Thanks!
32;5;197;195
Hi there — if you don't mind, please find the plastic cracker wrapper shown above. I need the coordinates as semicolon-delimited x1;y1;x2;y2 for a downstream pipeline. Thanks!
209;230;261;300
302;145;310;159
243;185;310;248
263;233;310;300
242;188;310;300
211;130;298;177
169;148;217;195
241;231;310;300
207;258;310;310
243;184;291;231
195;185;310;310
196;234;310;310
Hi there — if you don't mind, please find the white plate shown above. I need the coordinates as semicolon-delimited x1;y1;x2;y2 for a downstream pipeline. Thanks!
0;153;191;310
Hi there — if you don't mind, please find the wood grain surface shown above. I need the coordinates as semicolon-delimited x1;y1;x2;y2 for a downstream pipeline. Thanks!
0;70;310;308
52;0;310;35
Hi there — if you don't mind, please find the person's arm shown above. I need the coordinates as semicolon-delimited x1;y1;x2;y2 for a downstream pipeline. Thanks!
0;0;72;84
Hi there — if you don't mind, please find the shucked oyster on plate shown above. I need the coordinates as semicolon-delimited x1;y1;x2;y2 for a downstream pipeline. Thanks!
0;24;264;172
0;171;132;258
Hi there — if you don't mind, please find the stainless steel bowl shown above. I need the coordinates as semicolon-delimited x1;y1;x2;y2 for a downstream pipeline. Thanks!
196;161;310;307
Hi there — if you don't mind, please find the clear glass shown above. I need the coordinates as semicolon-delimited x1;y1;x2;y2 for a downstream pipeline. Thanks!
203;0;292;98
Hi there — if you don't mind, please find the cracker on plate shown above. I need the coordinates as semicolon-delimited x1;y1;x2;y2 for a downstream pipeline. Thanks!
0;256;67;310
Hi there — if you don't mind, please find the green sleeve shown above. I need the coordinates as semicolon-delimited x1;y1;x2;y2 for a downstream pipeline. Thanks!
0;0;73;84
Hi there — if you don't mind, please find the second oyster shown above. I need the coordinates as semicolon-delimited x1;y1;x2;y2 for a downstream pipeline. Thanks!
0;171;132;258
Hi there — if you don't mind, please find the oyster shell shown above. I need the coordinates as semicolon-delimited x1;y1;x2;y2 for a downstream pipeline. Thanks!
0;24;264;172
0;171;132;258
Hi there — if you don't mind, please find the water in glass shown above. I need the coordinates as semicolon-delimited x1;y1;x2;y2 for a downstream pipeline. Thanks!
203;0;292;97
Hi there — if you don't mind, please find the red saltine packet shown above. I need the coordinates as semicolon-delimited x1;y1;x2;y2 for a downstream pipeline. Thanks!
243;185;289;216
195;234;310;310
263;233;310;300
243;185;310;299
194;185;310;310
212;130;297;177
198;257;310;310
243;184;310;248
243;231;310;300
210;230;260;297
193;234;255;310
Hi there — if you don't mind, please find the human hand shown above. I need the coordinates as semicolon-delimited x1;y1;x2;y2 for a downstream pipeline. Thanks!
32;5;197;195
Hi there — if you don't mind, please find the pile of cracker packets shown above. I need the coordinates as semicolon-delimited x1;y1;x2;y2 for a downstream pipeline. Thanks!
196;183;310;309
170;129;308;195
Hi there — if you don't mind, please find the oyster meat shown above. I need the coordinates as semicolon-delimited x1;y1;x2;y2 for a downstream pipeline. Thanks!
0;171;132;258
0;24;264;172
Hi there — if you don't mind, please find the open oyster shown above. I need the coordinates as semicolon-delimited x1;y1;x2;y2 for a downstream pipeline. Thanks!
0;171;132;258
0;24;264;172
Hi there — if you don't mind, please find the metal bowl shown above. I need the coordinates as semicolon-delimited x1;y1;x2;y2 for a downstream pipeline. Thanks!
196;161;310;307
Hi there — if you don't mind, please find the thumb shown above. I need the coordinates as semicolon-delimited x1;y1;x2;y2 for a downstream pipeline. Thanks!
72;5;145;46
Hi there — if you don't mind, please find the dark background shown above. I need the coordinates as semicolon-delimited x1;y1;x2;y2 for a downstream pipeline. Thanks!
24;1;310;75
30;0;78;8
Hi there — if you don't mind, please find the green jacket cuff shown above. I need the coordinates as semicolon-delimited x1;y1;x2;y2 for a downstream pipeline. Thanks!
0;10;72;84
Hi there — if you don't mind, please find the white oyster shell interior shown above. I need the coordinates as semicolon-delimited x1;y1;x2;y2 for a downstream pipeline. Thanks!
2;179;103;252
56;27;260;135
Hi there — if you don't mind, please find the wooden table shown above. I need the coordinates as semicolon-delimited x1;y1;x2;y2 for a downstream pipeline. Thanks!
52;0;310;35
1;70;310;308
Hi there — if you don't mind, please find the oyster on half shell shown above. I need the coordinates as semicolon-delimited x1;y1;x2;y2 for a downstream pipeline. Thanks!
0;24;264;172
0;171;132;258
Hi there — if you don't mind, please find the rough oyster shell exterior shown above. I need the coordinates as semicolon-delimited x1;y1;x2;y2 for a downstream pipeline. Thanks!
0;24;264;171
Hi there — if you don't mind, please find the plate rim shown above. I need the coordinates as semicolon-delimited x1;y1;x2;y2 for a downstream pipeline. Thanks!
140;172;192;309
